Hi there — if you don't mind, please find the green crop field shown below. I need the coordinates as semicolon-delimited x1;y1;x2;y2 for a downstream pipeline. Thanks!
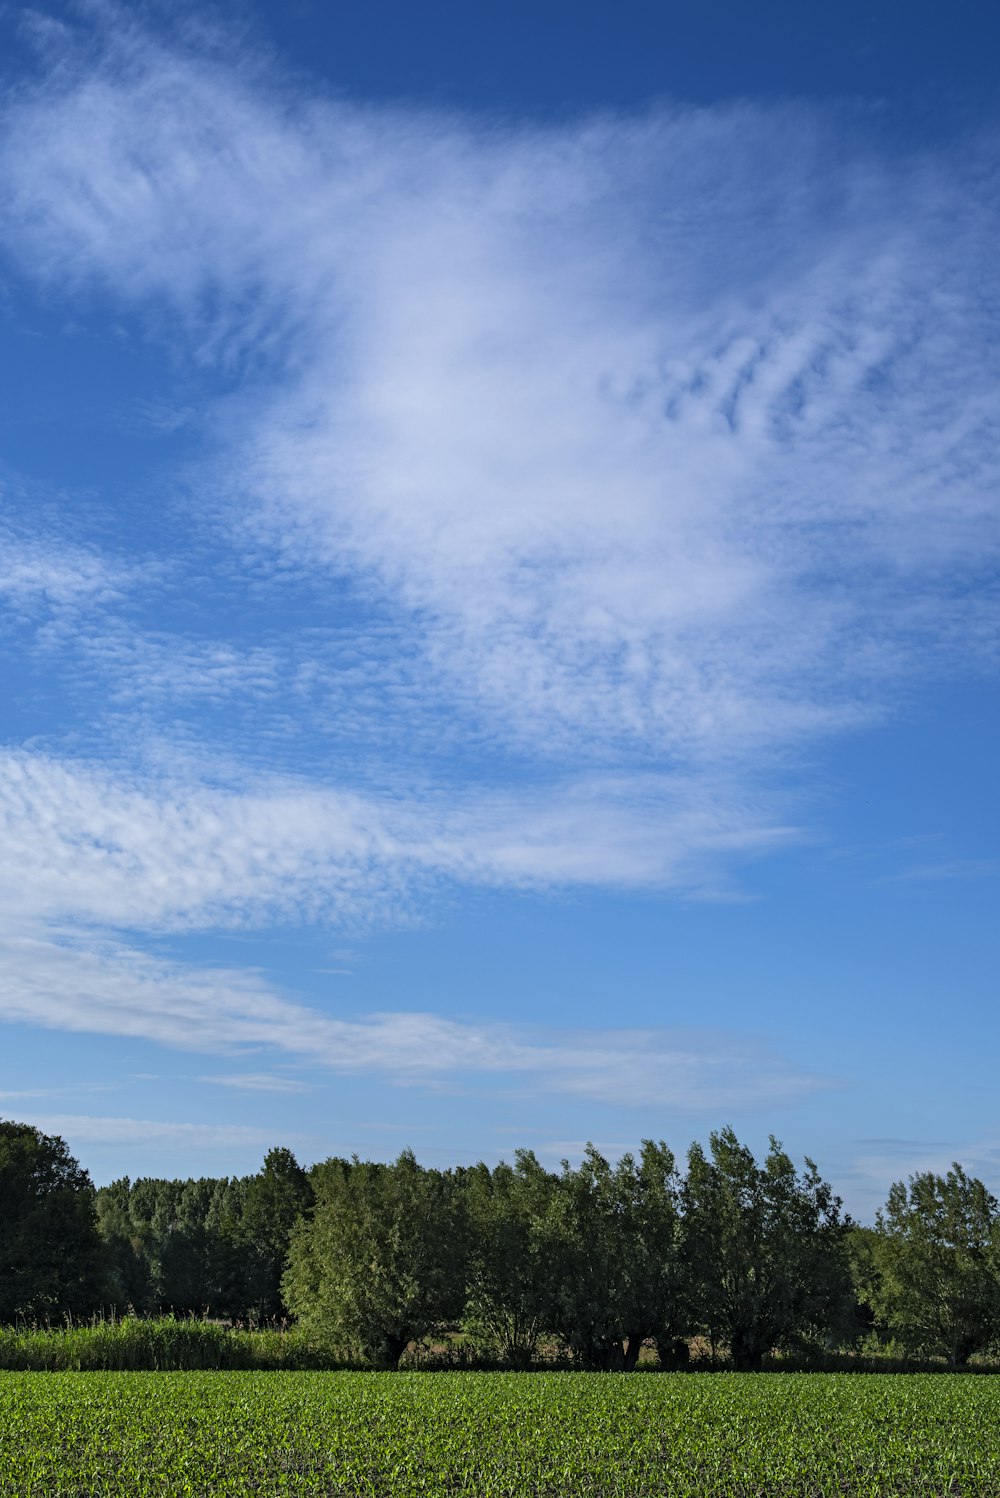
2;1371;999;1496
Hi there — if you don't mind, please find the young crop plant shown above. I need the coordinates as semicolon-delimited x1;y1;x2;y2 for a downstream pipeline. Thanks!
3;1371;1000;1495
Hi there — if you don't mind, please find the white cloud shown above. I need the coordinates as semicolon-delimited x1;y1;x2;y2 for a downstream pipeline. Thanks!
0;740;812;1111
2;25;997;769
0;523;125;611
17;1113;285;1150
0;749;792;933
0;738;812;1110
75;630;284;707
0;16;995;1120
0;924;822;1109
199;1073;309;1093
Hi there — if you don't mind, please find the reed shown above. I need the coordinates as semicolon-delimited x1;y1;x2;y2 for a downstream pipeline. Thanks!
0;1315;345;1372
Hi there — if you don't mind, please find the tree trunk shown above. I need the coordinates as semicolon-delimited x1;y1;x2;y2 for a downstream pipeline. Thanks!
656;1336;690;1371
623;1334;645;1371
373;1332;410;1368
730;1330;764;1371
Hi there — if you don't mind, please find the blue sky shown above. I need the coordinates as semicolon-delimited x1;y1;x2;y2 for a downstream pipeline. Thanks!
0;0;997;1217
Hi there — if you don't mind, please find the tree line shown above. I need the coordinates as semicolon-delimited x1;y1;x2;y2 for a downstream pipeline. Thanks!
3;1116;1000;1370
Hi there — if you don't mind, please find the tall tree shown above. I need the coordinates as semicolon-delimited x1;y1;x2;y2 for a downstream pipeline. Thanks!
95;1154;312;1321
682;1127;851;1370
94;1176;152;1312
551;1142;685;1369
464;1150;563;1365
236;1147;314;1319
283;1151;469;1366
867;1165;1000;1366
98;1175;235;1316
0;1119;106;1323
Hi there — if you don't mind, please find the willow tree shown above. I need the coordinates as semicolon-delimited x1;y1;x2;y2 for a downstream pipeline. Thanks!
868;1165;1000;1366
682;1127;851;1370
283;1151;468;1366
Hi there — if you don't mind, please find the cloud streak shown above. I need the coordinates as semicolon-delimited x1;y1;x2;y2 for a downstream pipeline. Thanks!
0;925;822;1110
0;749;793;932
0;13;996;1121
0;746;805;1108
15;1113;289;1151
199;1073;310;1094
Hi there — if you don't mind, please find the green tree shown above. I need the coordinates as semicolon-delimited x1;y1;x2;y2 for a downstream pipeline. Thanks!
682;1127;851;1370
463;1150;563;1365
94;1177;152;1312
99;1175;231;1316
551;1142;685;1369
95;1156;311;1322
0;1119;106;1323
234;1147;314;1319
867;1165;1000;1366
283;1151;469;1366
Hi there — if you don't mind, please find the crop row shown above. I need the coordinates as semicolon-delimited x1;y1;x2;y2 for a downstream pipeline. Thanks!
3;1371;1000;1495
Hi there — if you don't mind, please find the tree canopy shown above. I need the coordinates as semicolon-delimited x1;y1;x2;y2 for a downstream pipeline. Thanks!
682;1127;852;1370
0;1119;105;1322
282;1151;469;1366
866;1165;1000;1366
6;1117;1000;1373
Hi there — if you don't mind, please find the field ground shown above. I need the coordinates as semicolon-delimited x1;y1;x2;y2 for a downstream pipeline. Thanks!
2;1370;1000;1495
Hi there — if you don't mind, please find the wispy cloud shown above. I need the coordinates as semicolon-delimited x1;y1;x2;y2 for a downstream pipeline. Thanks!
0;925;823;1109
17;1113;289;1150
2;17;997;770
0;12;996;1117
0;749;793;933
880;858;999;885
199;1073;309;1094
0;740;800;1111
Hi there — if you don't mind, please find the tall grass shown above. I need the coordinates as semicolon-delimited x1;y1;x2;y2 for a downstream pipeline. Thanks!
5;1318;998;1374
0;1316;346;1372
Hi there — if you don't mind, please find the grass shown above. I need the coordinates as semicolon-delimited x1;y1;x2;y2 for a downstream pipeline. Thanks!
4;1316;997;1375
0;1316;342;1372
2;1370;1000;1495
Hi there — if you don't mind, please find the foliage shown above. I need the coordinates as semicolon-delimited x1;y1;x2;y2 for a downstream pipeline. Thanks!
283;1151;469;1366
235;1146;315;1318
11;1113;1000;1374
6;1371;1000;1495
93;1149;312;1320
0;1119;105;1324
97;1174;245;1315
866;1164;1000;1366
549;1141;685;1369
462;1150;563;1366
0;1315;341;1372
682;1127;852;1369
